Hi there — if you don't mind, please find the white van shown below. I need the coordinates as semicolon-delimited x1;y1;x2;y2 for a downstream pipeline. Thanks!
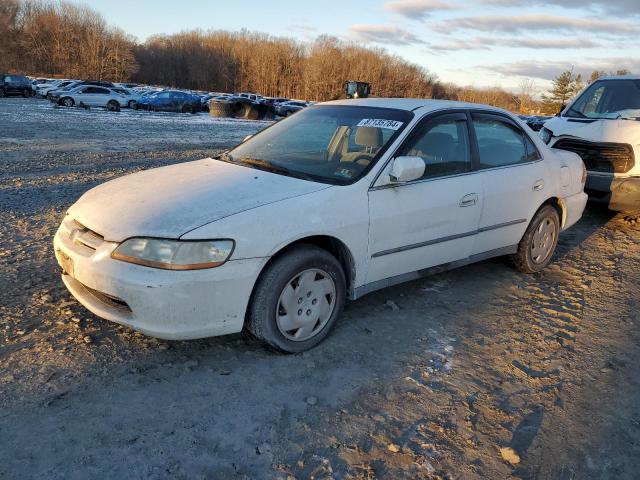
541;75;640;212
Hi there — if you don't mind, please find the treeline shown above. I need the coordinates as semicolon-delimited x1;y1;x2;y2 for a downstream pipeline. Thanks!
1;0;137;82
134;32;441;101
3;0;549;110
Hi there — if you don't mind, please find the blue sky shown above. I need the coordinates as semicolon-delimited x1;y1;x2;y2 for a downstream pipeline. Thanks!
84;0;640;93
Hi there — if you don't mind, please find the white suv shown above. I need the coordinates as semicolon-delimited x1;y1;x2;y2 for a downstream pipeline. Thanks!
54;99;587;352
541;75;640;212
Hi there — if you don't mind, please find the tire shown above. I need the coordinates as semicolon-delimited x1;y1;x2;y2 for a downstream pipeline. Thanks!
0;89;5;98
512;205;560;274
107;100;120;112
246;245;346;353
128;100;137;109
22;89;30;98
61;97;74;107
208;100;232;117
285;110;292;117
181;104;192;114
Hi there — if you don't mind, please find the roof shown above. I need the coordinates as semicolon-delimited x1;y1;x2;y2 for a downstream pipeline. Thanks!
321;97;505;113
593;75;640;81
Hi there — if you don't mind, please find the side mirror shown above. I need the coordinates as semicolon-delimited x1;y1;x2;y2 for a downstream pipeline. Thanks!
243;134;253;142
389;156;425;183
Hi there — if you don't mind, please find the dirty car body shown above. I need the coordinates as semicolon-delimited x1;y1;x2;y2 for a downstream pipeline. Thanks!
54;99;588;351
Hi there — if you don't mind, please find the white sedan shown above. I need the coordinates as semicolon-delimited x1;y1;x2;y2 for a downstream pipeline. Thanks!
56;85;128;111
54;99;588;352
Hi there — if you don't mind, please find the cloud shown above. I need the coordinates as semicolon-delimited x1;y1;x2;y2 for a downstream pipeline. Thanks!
482;0;640;16
384;0;459;20
485;58;640;81
434;14;640;35
348;24;425;45
427;36;602;52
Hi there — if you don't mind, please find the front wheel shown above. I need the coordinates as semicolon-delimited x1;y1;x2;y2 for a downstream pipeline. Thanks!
128;100;137;109
512;205;560;273
60;97;74;107
246;245;346;353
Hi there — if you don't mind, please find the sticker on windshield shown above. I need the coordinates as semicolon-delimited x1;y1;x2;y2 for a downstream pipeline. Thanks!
356;119;404;130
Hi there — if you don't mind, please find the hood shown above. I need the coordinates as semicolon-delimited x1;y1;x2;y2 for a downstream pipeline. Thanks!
546;116;640;145
68;158;331;242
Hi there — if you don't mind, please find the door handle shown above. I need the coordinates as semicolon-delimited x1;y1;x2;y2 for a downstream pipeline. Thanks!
459;193;478;207
533;180;545;191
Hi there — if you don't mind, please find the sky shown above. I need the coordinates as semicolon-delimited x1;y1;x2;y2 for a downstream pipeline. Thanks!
83;0;640;93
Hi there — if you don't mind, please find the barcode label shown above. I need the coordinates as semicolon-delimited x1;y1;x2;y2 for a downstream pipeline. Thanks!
356;119;404;130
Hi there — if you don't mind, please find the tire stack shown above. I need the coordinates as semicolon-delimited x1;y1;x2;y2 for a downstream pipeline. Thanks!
208;98;275;120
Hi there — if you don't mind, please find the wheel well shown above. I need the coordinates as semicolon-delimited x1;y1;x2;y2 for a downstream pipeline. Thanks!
265;236;356;298
540;197;566;227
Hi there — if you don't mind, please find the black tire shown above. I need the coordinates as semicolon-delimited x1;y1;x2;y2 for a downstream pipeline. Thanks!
208;101;232;117
107;100;120;112
60;97;74;107
512;205;560;274
285;110;292;117
246;245;346;353
0;89;6;98
181;104;192;114
128;100;137;109
22;89;30;98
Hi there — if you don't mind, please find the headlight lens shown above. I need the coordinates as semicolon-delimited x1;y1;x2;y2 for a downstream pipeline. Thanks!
111;238;234;270
539;127;552;144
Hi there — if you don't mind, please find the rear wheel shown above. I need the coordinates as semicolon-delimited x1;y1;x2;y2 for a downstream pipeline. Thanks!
181;104;192;114
22;89;30;98
128;100;137;109
0;89;6;98
512;205;560;273
246;245;346;353
61;97;74;107
107;100;120;112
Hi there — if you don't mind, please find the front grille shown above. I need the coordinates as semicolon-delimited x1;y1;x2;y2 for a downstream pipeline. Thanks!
60;217;104;255
553;138;635;174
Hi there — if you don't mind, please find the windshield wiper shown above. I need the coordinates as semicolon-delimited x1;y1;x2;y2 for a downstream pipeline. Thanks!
236;157;315;181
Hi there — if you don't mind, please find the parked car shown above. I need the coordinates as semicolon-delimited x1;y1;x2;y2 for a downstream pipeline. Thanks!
54;99;587;352
54;85;128;111
275;100;308;117
541;75;640;212
41;80;76;98
145;90;201;113
133;90;161;110
523;115;552;132
236;92;264;102
1;74;34;97
111;87;142;109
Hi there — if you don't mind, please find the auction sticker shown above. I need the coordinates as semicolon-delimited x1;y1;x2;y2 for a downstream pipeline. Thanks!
357;119;404;130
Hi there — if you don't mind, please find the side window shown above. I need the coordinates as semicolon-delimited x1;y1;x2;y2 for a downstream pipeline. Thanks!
398;113;472;180
472;115;529;168
523;134;541;162
82;87;98;94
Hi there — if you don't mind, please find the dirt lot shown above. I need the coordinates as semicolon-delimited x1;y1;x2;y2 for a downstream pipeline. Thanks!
1;98;639;479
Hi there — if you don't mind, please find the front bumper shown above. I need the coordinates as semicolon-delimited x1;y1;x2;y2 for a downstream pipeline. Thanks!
53;221;267;340
585;173;640;212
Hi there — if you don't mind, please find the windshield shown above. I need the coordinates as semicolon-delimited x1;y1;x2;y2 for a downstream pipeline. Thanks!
566;79;640;120
222;105;413;184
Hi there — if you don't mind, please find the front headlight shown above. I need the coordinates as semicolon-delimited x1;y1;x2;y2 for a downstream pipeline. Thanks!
539;127;552;145
111;238;234;270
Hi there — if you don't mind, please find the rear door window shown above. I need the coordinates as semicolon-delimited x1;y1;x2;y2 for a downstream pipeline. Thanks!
471;114;532;169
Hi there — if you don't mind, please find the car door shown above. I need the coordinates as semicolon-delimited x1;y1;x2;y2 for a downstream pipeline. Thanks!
366;111;483;284
469;112;547;255
74;86;93;105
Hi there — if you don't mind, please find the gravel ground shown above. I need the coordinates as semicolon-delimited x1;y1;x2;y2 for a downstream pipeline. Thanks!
1;98;639;479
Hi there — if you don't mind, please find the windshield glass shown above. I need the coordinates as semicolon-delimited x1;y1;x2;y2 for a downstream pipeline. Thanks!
223;105;413;184
566;79;640;120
